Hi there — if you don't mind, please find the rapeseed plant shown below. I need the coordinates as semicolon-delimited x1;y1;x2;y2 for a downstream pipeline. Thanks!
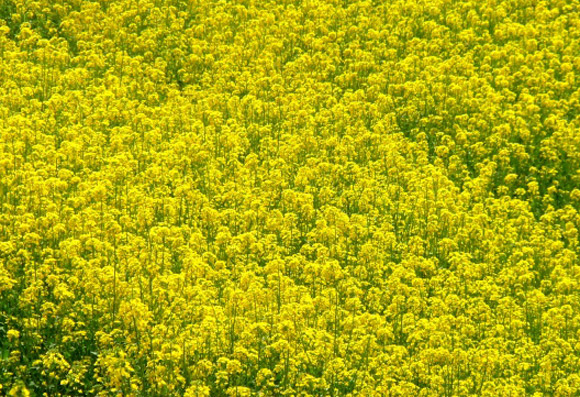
1;0;580;395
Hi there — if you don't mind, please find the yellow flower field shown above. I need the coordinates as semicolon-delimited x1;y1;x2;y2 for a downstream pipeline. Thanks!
1;0;580;395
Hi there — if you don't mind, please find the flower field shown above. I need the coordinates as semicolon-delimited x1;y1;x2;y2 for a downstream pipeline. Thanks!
1;0;580;395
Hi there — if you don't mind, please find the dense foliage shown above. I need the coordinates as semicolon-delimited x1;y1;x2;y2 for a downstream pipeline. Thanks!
1;0;580;395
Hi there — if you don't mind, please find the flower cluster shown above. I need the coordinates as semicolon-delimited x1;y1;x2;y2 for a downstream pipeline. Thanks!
1;0;580;395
